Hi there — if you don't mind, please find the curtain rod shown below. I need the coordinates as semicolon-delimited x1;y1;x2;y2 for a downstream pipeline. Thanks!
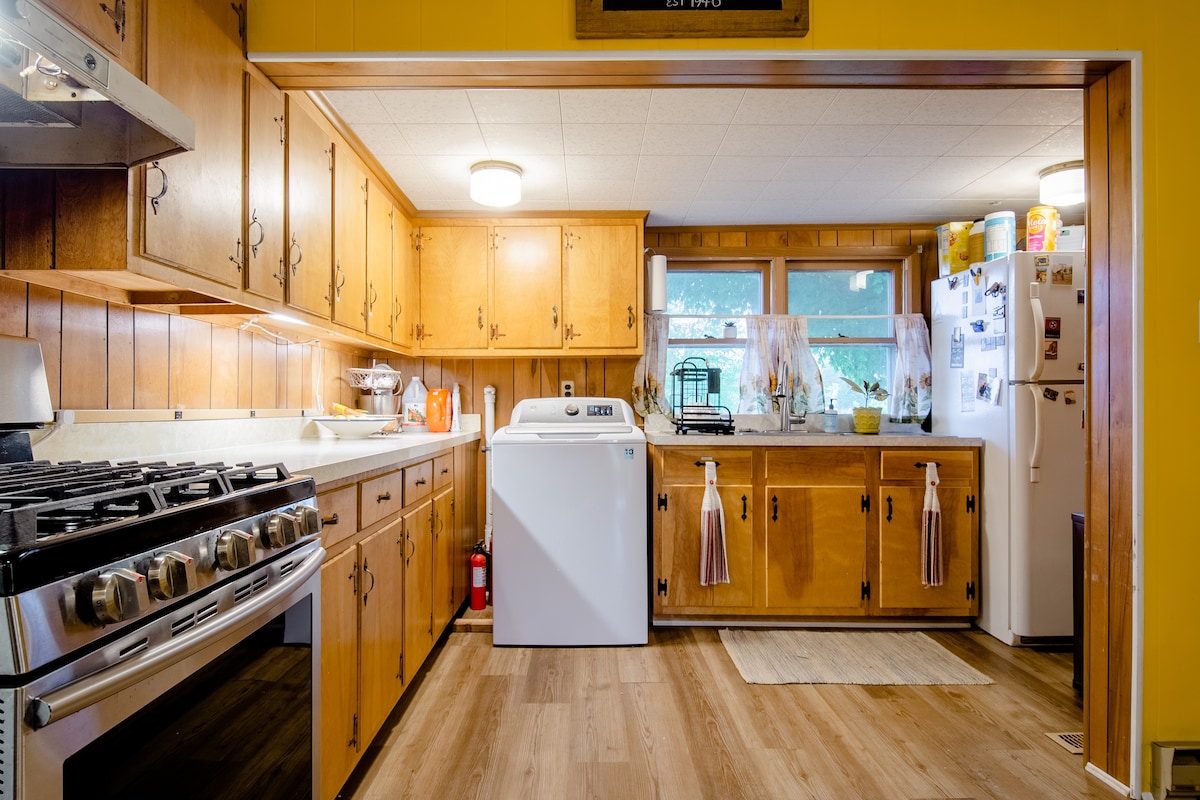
657;313;915;320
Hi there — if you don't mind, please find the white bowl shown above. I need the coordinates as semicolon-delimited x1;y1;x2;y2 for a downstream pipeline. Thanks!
313;416;393;438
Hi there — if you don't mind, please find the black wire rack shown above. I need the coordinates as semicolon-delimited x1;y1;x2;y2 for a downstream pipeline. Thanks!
670;357;734;434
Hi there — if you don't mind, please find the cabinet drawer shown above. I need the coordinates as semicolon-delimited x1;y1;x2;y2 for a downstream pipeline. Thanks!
659;448;753;484
880;450;975;485
360;470;406;528
317;485;359;548
765;448;866;486
405;460;434;504
433;453;454;490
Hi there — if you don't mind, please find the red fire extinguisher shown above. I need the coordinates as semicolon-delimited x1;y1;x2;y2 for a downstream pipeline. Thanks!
470;547;488;610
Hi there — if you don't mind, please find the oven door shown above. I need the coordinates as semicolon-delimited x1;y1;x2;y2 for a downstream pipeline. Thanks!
14;543;324;800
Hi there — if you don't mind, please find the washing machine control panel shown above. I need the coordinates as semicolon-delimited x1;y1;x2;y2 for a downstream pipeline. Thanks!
586;404;614;417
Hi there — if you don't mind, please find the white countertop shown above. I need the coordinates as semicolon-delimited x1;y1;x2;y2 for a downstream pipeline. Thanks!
31;413;482;487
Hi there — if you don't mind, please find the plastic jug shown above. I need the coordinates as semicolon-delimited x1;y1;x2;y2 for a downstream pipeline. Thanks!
426;388;451;432
401;376;428;432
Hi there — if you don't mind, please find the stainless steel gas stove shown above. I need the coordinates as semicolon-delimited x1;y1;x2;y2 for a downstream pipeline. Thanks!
0;338;325;800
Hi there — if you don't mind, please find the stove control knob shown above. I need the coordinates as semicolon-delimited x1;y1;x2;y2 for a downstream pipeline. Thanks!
264;513;299;548
297;506;322;538
92;568;151;624
147;551;198;600
215;529;257;571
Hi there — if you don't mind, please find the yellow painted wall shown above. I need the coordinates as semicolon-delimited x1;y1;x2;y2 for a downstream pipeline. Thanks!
248;0;1197;789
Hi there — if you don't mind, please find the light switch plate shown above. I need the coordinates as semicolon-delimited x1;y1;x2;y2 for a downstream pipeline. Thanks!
561;380;575;397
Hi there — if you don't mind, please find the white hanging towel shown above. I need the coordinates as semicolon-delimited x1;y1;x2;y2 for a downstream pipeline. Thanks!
922;461;944;587
699;461;729;586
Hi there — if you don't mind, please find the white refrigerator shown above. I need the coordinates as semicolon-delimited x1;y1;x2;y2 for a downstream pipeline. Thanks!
930;251;1086;644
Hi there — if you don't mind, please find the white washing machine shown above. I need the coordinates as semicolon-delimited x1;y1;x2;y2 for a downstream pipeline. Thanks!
491;397;647;646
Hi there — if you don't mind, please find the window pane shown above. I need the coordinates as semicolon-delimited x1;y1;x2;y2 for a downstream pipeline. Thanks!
812;345;893;409
788;270;894;338
665;345;743;413
667;270;762;339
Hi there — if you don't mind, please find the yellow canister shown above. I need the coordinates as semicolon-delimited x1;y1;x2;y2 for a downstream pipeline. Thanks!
945;220;973;274
967;220;985;265
1026;205;1060;251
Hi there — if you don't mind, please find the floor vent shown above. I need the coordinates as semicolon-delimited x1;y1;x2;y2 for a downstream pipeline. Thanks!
1046;732;1084;755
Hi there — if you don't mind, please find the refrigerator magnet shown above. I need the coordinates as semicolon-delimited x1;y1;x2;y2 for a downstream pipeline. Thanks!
1064;390;1077;405
1044;340;1059;360
1044;317;1061;339
970;319;986;333
950;329;965;368
1043;387;1060;402
976;373;993;403
960;373;976;412
1077;289;1086;304
980;336;996;352
1052;265;1073;285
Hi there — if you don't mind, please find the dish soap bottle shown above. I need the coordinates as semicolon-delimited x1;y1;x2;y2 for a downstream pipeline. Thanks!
402;375;428;432
824;398;839;433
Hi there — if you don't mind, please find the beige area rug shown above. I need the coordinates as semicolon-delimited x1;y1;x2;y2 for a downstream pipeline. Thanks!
719;629;994;686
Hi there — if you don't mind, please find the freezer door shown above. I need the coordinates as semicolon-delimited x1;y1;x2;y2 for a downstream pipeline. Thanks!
1008;252;1087;383
1007;380;1086;639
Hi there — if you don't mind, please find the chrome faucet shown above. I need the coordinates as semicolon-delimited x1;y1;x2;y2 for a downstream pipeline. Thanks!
777;362;806;432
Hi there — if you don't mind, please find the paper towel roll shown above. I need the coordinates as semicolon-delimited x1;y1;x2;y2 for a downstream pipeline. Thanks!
648;254;667;312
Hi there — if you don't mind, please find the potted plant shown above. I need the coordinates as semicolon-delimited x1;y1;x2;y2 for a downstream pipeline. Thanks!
840;376;890;434
722;321;738;339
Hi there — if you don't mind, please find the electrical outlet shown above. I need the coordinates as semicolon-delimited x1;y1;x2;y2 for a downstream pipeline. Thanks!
561;380;575;397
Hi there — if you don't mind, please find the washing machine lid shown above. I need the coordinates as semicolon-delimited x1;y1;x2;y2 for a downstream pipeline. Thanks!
497;397;643;439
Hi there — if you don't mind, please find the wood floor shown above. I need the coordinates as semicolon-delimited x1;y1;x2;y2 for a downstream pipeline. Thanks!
340;626;1118;800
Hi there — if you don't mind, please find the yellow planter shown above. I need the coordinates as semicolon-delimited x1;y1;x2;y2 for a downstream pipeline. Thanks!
852;406;882;434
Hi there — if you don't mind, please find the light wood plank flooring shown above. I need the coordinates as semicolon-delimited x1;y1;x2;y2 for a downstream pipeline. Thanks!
341;627;1117;800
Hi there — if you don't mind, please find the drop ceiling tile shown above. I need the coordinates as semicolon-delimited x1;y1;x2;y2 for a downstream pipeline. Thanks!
565;154;640;182
821;179;902;203
396;123;488;155
947;125;1062;157
562;123;646;156
645;203;692;226
776;155;861;182
1020;125;1084;157
376;154;435;185
479;123;564;156
646;88;745;125
871;125;977;157
695;180;768;201
632;178;704;202
906;89;1024;125
642;124;729;156
758;179;836;203
846;155;937;182
635;155;714;182
998;89;1084;125
817;89;933;125
467;89;561;123
706;156;787;182
686;199;750;225
323;90;392;124
733;89;837;125
793;126;892;156
910;155;1010;183
567;179;634;204
376;90;477;124
955;156;1055;197
560;89;652;123
718;125;807;157
350;124;413;157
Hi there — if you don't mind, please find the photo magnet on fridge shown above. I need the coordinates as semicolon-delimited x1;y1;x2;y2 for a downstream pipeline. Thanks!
1045;340;1059;360
1043;387;1060;401
1052;265;1073;285
1044;317;1061;339
950;329;965;368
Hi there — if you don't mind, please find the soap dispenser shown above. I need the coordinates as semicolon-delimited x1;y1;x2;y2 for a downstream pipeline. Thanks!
824;398;839;433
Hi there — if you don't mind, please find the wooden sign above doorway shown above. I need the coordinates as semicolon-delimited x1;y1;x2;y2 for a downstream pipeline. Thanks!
575;0;809;39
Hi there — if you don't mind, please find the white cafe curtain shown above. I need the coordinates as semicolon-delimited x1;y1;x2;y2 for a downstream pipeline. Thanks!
889;314;933;423
738;316;825;415
632;314;671;417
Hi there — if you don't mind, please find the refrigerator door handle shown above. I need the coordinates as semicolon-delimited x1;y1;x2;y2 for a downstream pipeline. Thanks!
1028;383;1043;483
1028;282;1045;382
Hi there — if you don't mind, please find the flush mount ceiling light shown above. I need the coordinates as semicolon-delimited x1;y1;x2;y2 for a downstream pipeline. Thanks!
470;161;522;207
1039;160;1085;207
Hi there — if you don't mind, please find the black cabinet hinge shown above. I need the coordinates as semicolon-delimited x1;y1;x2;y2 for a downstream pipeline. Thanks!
966;494;976;513
350;713;359;748
966;581;976;600
861;580;871;601
657;493;668;511
657;578;668;596
861;494;870;513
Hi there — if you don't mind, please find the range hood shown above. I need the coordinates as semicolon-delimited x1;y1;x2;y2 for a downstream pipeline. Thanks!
0;0;194;168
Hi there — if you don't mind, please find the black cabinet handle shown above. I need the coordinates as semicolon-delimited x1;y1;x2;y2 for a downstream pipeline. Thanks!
321;513;339;526
771;494;778;522
741;495;747;521
415;478;427;486
376;492;391;503
886;495;893;522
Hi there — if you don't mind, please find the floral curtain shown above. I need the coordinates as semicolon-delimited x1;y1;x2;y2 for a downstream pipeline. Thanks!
632;314;671;417
737;316;825;415
889;314;933;423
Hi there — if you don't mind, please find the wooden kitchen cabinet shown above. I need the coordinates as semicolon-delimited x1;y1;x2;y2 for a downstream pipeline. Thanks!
357;519;406;747
652;448;755;614
402;497;434;684
319;546;359;800
431;485;456;636
391;210;417;349
245;68;286;301
142;0;243;287
365;181;394;340
40;0;144;75
415;224;489;350
763;449;869;615
876;450;979;616
491;225;562;349
285;93;334;318
563;223;641;352
332;144;368;330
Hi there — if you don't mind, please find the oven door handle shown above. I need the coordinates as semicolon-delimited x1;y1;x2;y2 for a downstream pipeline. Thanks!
25;546;326;731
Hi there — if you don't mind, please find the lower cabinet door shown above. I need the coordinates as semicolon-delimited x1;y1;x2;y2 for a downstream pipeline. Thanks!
403;499;434;684
877;486;977;614
357;519;405;745
319;547;359;800
657;484;754;613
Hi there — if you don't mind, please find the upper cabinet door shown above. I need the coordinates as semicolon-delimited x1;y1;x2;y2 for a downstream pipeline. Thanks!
564;224;640;351
491;225;562;350
332;144;368;331
416;225;488;351
285;94;333;318
143;0;243;287
365;181;394;341
245;70;286;301
391;212;417;350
